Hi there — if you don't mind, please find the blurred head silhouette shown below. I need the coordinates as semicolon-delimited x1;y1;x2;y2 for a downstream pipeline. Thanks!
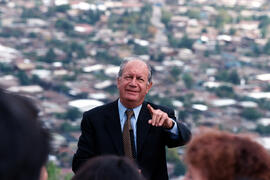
72;155;145;180
184;128;270;180
0;89;50;180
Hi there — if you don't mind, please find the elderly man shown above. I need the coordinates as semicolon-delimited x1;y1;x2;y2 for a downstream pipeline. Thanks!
72;57;191;180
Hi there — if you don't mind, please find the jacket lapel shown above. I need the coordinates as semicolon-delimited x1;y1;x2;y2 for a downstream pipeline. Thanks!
104;100;124;155
136;101;152;158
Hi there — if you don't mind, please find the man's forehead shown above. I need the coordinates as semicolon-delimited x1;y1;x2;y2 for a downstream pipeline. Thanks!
126;59;147;66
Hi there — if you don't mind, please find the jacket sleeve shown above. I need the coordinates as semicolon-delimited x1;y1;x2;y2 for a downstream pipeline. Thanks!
162;106;192;148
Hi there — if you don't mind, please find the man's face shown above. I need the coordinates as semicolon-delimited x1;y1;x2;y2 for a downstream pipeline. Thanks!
117;60;152;108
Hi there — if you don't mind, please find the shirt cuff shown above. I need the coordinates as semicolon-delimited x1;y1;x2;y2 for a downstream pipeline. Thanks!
165;119;179;135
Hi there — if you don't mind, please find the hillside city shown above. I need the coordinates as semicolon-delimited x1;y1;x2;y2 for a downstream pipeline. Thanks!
1;0;270;179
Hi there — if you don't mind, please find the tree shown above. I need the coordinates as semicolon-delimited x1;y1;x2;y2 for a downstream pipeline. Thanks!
47;161;61;180
168;34;194;49
178;35;194;49
229;70;240;85
182;73;194;89
170;67;181;81
166;148;179;163
173;160;186;176
186;9;200;19
255;124;270;135
215;85;235;98
214;10;232;29
65;107;81;121
166;148;186;176
44;48;56;63
215;70;240;84
55;19;74;34
240;108;262;121
263;39;270;54
134;44;148;55
60;122;80;132
161;9;172;27
17;70;31;85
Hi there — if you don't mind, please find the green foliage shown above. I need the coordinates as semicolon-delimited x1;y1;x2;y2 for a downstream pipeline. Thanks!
55;5;70;13
214;85;235;98
258;99;270;110
0;63;13;73
170;67;181;80
166;148;186;176
146;94;173;108
178;110;188;121
215;70;240;84
47;40;86;59
21;7;43;18
150;53;165;62
214;10;232;29
166;148;179;163
228;70;241;84
263;39;270;55
64;173;73;180
229;28;236;35
134;44;148;55
161;9;172;27
55;18;74;34
182;73;194;89
95;51;122;65
186;9;200;19
240;108;262;121
108;3;153;38
173;160;186;176
215;42;221;54
17;70;31;85
0;27;24;38
258;15;270;29
60;122;80;132
32;74;42;84
69;42;86;58
27;32;37;38
53;84;70;94
77;9;103;25
168;34;194;49
65;107;81;121
38;48;56;63
47;161;61;180
177;93;194;109
255;124;270;135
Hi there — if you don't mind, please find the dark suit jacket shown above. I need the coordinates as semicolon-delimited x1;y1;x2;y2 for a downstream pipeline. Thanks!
72;100;191;180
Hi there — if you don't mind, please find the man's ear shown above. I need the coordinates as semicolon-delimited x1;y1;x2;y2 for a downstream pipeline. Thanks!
146;82;153;93
116;77;120;89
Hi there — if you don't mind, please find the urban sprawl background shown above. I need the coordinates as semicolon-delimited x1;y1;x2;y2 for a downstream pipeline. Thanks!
1;0;270;179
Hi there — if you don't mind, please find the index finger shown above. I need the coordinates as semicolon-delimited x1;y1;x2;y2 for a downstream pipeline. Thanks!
147;104;154;115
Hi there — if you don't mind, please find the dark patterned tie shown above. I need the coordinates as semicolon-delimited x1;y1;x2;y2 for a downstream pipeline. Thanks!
123;109;134;159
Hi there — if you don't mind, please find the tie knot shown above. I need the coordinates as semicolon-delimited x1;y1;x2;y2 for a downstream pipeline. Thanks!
125;109;134;120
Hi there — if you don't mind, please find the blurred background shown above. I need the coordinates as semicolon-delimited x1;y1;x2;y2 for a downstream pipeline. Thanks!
1;0;270;179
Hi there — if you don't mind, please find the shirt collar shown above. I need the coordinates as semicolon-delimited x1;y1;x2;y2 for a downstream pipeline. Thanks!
118;99;142;120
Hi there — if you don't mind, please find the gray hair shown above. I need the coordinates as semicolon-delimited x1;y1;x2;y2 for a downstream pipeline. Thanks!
118;57;153;83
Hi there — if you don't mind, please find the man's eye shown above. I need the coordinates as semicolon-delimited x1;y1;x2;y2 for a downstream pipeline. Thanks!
125;76;132;80
138;78;144;82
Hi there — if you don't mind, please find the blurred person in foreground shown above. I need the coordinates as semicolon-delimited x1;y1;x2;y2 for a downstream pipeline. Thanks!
72;155;145;180
72;57;191;180
0;89;50;180
184;129;270;180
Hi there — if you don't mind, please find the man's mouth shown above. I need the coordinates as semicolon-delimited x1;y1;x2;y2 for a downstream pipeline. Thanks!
126;89;138;94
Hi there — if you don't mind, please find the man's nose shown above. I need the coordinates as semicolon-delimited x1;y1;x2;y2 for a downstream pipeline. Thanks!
129;77;137;85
